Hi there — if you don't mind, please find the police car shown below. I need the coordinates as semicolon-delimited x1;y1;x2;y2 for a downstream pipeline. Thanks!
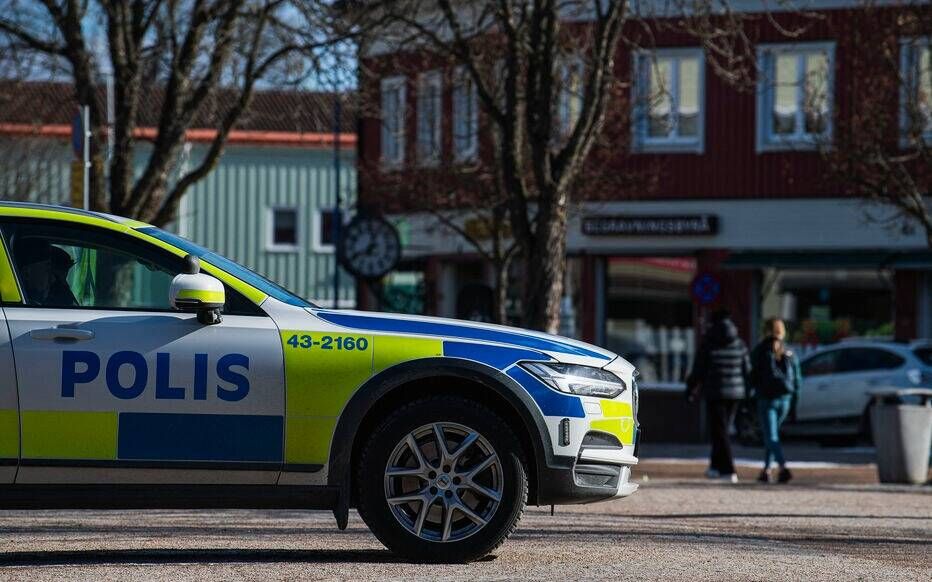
0;202;639;562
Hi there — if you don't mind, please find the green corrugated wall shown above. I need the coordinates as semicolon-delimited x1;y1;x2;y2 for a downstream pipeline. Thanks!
179;145;356;307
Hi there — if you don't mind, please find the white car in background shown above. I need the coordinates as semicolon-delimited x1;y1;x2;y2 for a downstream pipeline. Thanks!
789;340;932;440
738;340;932;444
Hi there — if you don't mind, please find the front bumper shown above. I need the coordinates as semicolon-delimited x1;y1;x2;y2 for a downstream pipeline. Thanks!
536;431;640;505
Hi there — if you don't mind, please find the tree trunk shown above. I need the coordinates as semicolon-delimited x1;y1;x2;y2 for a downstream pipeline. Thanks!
520;206;568;334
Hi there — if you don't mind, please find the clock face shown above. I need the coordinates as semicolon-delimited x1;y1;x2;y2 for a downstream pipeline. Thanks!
338;215;401;279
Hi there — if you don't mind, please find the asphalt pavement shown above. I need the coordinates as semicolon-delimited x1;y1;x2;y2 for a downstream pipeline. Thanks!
0;467;929;581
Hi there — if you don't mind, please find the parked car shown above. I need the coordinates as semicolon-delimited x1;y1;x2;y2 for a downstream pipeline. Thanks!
737;340;932;445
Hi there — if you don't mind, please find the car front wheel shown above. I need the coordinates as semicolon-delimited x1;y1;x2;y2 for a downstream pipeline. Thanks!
355;395;527;563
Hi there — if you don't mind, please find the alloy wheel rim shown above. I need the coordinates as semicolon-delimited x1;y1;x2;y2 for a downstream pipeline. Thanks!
383;421;503;543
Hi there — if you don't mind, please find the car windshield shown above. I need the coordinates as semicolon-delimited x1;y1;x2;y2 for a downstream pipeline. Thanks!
138;226;315;308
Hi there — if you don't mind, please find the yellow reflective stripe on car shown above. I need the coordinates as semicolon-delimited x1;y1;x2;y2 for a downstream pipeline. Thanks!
0;205;135;232
20;410;118;459
590;399;635;445
176;289;225;304
0;409;18;458
0;205;269;307
285;416;337;466
281;333;443;465
0;237;22;303
373;335;443;372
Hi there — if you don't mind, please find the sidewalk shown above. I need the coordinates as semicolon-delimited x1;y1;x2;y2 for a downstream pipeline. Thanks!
641;442;877;465
634;442;932;485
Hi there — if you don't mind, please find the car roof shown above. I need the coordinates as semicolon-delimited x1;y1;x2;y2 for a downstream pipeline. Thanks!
0;201;148;228
801;340;932;365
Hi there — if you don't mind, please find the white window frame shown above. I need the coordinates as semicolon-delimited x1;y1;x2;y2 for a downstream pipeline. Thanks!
452;66;479;163
756;41;835;152
899;36;932;147
558;56;585;137
311;208;337;254
632;47;706;154
380;76;406;169
266;206;300;253
416;70;443;167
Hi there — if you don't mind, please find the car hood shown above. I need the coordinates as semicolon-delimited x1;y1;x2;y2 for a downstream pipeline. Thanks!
308;308;622;366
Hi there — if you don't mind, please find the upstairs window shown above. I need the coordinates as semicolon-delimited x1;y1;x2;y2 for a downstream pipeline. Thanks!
380;76;406;168
900;37;932;145
558;58;585;137
416;71;442;166
452;67;478;162
268;207;299;252
633;48;704;153
757;43;834;151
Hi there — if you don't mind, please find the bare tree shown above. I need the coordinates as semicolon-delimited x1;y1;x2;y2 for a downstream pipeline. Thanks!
0;0;356;226
356;0;798;332
355;0;630;333
820;1;931;246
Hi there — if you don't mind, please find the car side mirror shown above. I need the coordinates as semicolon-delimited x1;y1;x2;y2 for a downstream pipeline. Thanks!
170;255;225;325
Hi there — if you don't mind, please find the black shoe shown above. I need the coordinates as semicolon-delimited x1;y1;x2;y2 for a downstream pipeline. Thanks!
757;469;770;483
777;467;793;484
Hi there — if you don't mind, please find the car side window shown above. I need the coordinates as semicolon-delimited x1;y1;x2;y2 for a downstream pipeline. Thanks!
839;348;905;373
2;220;262;315
914;348;932;366
801;350;840;377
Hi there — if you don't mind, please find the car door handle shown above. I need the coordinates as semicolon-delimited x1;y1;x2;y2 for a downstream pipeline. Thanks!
30;328;95;341
816;384;830;391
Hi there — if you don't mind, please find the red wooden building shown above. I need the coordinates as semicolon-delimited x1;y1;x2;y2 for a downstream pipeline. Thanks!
356;0;932;387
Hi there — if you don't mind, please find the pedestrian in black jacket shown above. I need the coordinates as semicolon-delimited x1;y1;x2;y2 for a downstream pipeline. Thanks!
687;310;751;483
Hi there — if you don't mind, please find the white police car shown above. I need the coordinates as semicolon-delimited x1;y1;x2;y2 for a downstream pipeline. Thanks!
0;202;639;562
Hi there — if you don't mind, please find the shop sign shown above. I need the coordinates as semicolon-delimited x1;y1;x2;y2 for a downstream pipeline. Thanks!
582;214;719;237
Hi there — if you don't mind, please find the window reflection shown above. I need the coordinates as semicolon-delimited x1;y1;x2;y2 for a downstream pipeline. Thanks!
773;53;798;135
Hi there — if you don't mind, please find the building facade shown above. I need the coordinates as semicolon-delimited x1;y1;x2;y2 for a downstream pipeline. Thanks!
0;82;356;307
356;1;932;386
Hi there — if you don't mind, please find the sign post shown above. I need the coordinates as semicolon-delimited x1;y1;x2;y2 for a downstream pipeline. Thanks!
82;106;90;210
70;106;92;210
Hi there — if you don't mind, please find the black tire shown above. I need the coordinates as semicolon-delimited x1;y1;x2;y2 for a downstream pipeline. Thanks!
355;395;527;563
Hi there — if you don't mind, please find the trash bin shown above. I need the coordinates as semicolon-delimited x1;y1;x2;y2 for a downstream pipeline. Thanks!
869;389;932;485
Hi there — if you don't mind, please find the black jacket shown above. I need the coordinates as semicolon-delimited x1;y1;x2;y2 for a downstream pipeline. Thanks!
750;337;802;399
687;318;751;401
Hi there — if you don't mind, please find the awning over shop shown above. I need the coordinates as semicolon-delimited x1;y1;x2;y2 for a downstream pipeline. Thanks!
723;251;932;270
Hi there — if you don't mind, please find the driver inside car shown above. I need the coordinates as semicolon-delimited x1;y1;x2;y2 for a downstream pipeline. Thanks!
47;245;79;307
14;240;78;307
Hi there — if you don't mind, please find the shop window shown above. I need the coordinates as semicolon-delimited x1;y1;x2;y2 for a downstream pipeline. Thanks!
267;207;299;252
759;268;893;356
381;266;427;315
416;71;442;166
633;49;705;153
603;257;697;386
756;42;834;151
900;37;932;146
381;76;406;168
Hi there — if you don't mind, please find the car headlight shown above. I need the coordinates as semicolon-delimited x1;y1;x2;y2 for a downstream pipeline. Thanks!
521;362;627;399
